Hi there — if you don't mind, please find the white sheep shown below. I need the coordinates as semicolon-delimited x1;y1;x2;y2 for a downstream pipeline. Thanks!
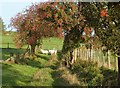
40;49;49;54
49;48;57;55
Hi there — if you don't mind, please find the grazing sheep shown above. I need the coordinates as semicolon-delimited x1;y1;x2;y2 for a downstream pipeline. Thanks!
40;49;49;54
48;48;57;55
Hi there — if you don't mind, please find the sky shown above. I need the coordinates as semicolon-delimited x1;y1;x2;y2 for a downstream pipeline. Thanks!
1;0;118;31
0;0;48;31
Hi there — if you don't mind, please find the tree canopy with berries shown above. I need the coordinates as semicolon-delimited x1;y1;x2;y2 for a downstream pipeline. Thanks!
10;3;63;54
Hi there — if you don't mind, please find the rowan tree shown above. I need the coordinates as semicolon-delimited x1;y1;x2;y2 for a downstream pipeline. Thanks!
36;2;89;66
10;3;63;55
39;1;120;85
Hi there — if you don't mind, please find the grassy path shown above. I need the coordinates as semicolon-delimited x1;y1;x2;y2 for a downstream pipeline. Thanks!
2;53;79;86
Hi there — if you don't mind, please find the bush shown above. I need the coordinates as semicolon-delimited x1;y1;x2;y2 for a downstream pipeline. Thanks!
72;59;103;86
100;67;118;86
71;59;117;86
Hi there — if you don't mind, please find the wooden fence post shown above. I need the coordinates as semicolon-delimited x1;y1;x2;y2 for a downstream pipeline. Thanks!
92;50;95;62
84;49;87;60
90;44;92;60
102;52;105;67
97;49;100;67
108;50;111;69
81;48;83;60
78;48;80;59
7;43;9;48
86;49;88;60
75;49;77;62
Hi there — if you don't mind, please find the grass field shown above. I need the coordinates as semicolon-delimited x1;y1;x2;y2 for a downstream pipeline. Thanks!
1;33;118;86
0;33;63;50
2;54;58;86
2;52;74;86
42;37;63;50
1;34;70;86
0;34;63;60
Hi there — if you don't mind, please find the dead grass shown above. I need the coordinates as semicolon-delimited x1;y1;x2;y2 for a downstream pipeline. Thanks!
32;70;44;81
45;54;58;67
57;66;80;85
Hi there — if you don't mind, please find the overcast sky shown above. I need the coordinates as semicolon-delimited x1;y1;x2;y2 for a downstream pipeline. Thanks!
0;0;48;31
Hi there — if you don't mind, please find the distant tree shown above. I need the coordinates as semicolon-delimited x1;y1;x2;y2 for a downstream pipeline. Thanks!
0;17;6;33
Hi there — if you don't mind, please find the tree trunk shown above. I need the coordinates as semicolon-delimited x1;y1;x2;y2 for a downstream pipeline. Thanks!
70;51;73;64
74;49;77;63
7;43;10;48
118;48;120;86
90;44;92;60
31;45;36;55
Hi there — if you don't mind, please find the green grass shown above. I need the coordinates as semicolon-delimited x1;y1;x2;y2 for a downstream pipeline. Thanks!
0;34;63;50
1;34;63;60
2;53;72;86
1;33;15;48
2;34;14;43
2;54;53;86
1;33;117;86
42;37;63;50
1;48;25;60
1;33;65;86
2;63;38;86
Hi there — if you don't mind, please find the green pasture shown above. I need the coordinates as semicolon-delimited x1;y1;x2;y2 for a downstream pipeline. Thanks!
2;54;57;86
0;34;63;60
0;34;116;69
1;33;118;86
42;37;63;50
0;34;63;50
2;51;73;86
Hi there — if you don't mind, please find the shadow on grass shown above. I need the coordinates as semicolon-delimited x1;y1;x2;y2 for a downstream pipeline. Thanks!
51;69;71;86
1;48;25;60
100;67;118;86
18;53;51;69
35;54;50;61
19;58;42;69
50;51;71;86
1;48;49;69
2;63;31;87
56;51;63;61
46;52;72;86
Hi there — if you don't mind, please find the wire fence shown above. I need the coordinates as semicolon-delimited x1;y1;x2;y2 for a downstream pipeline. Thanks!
0;43;17;48
72;46;118;71
1;43;118;71
0;43;63;50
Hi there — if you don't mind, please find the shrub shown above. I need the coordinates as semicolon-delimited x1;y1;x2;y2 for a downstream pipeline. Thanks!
71;59;103;86
100;67;118;86
71;59;118;86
